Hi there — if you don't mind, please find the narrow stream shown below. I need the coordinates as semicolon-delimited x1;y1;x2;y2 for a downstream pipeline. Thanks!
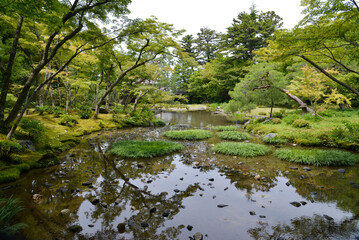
1;111;359;240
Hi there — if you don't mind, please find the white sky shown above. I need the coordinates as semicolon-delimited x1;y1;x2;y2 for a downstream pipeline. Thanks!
128;0;304;35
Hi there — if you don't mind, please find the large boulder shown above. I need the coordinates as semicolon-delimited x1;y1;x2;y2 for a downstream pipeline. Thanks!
18;140;35;151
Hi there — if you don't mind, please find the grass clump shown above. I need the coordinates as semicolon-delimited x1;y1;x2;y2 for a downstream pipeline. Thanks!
262;136;288;145
214;125;238;131
110;140;183;158
274;149;359;166
292;119;311;128
217;131;250;141
163;129;213;140
212;142;270;157
0;196;27;235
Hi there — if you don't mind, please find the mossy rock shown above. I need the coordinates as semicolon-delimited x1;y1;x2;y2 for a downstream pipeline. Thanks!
110;140;183;158
0;168;21;183
274;149;359;166
212;142;270;157
163;129;213;140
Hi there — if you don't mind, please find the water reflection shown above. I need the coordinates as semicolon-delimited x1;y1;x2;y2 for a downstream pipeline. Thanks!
1;112;359;239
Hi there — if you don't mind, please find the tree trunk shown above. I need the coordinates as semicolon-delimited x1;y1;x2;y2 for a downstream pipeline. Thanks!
0;16;23;123
269;98;274;118
280;89;315;114
130;90;149;115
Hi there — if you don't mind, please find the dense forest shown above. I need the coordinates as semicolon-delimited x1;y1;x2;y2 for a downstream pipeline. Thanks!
1;0;359;238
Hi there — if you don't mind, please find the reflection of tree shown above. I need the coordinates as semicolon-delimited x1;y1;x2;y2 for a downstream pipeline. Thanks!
248;214;359;240
87;140;199;239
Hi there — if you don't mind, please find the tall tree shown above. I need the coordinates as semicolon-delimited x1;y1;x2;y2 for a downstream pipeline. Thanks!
195;27;220;65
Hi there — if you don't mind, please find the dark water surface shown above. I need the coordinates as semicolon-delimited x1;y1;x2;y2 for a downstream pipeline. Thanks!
1;111;359;240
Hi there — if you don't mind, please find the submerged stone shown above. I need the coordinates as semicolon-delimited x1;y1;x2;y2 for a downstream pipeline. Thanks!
68;225;83;233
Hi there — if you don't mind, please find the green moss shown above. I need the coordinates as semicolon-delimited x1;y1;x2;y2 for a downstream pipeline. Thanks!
212;142;271;157
214;125;238;131
110;140;183;158
163;129;213;140
0;168;21;183
292;119;311;128
262;137;288;145
32;153;59;168
217;131;250;141
274;149;359;166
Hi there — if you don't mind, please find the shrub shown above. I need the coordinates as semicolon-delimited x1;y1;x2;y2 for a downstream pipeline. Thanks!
99;120;105;129
282;113;301;125
274;149;359;166
19;118;45;142
35;106;49;115
217;131;251;141
79;106;92;119
163;130;213;140
49;107;64;118
0;196;27;234
262;137;287;145
152;118;166;127
292;119;311;128
272;118;281;124
272;109;287;119
226;113;247;122
0;141;22;162
110;140;183;158
258;111;267;116
59;114;78;127
214;125;238;131
212;142;270;157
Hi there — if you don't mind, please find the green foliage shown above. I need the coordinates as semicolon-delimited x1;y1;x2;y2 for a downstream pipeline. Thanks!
330;121;359;144
35;106;49;115
212;142;270;157
99;120;105;129
152;118;166;127
214;125;238;131
275;149;359;166
217;131;251;141
163;129;213;140
292;119;311;128
19;118;45;142
79;106;93;119
0;140;22;162
110;140;183;158
226;113;247;122
262;137;287;145
49;107;64;118
272;109;287;119
32;153;59;168
0;196;26;235
59;114;78;127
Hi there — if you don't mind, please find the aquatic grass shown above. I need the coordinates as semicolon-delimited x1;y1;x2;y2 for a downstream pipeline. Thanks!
212;142;270;157
214;125;238;131
163;129;213;140
0;196;27;235
217;131;250;141
110;140;183;158
274;149;359;166
262;136;288;145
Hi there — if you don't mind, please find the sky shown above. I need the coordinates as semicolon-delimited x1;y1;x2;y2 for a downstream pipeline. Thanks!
128;0;305;35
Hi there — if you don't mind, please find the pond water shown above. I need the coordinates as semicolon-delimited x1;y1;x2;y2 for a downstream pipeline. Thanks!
2;111;359;240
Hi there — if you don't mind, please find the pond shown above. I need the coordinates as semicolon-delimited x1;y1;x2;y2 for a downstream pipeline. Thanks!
1;111;359;240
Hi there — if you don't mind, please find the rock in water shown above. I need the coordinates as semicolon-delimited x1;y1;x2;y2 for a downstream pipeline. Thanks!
68;225;83;233
140;222;149;228
217;204;228;208
60;209;70;215
290;201;301;207
254;175;261;180
117;223;126;233
193;232;204;240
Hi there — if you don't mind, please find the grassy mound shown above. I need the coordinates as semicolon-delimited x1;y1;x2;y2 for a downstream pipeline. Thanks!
217;131;250;141
214;125;238;131
274;149;359;166
110;140;183;158
212;142;270;157
262;137;288;145
163;130;213;140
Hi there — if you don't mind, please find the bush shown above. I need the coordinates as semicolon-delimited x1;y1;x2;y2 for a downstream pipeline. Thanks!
262;137;287;145
292;119;311;128
274;149;359;166
152;118;166;127
226;113;247;122
272;109;287;119
59;114;78;127
163;130;213;140
19;118;45;142
0;141;22;162
212;142;270;157
110;140;183;158
217;131;251;141
282;113;301;125
0;168;21;183
214;125;238;131
79;106;92;119
258;111;267;116
272;118;282;124
35;106;49;115
99;120;105;129
49;107;64;118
